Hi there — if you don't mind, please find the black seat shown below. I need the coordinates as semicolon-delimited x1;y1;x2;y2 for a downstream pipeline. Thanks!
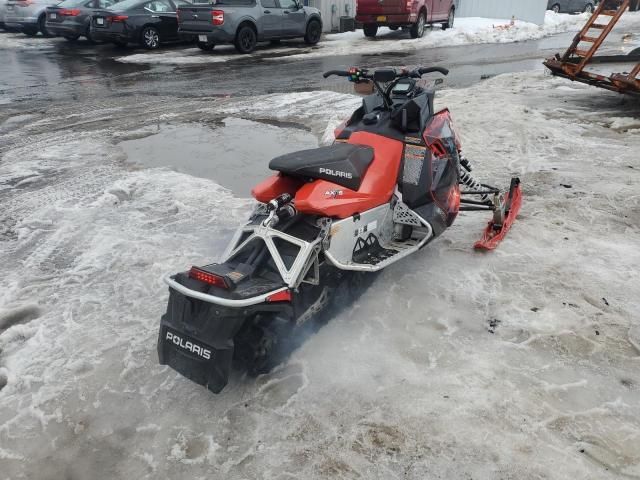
269;143;374;191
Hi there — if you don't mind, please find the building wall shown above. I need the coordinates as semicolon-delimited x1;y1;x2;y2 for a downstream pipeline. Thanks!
456;0;547;25
308;0;356;32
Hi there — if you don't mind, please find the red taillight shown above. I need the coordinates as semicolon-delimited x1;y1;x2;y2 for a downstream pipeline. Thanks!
110;14;128;22
211;10;224;25
266;290;292;303
428;140;448;158
60;8;81;15
188;266;229;289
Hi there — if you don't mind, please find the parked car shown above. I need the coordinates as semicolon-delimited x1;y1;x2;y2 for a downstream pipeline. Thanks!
547;0;597;13
46;0;119;41
355;0;455;38
1;0;9;28
177;0;322;54
4;0;60;35
90;0;191;48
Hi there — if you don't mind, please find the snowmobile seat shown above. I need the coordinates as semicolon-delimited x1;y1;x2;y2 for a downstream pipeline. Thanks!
269;143;374;191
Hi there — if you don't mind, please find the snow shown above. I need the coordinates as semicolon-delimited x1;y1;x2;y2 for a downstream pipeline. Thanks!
0;32;60;51
1;71;640;478
115;11;594;65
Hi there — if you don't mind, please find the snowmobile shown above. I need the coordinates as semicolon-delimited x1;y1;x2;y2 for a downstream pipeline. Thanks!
158;66;522;393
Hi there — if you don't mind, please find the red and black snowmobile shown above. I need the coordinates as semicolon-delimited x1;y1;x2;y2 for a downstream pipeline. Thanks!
158;66;522;393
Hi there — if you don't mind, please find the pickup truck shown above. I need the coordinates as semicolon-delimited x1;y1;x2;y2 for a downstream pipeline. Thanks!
177;0;322;53
356;0;455;38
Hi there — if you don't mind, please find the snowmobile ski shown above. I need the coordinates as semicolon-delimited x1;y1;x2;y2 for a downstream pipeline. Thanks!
474;178;522;251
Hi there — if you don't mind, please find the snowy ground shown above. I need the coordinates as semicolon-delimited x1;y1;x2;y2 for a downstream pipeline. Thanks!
113;12;598;65
1;72;640;479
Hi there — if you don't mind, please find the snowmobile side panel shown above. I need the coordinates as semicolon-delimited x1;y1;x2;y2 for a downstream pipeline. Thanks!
294;132;403;219
474;180;522;251
252;174;305;204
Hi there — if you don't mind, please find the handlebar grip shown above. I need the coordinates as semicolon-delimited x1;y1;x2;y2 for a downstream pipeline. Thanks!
323;70;351;78
417;67;449;76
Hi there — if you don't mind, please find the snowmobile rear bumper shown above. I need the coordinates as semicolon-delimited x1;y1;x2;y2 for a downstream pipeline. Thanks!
163;275;288;307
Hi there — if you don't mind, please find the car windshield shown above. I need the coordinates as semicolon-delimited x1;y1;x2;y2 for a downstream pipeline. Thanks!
57;0;89;6
107;0;141;9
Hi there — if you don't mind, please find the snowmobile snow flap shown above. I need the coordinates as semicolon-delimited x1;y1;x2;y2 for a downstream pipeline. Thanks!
158;271;291;393
474;178;522;251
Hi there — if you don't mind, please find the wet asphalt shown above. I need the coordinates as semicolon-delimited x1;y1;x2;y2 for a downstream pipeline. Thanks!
0;27;579;108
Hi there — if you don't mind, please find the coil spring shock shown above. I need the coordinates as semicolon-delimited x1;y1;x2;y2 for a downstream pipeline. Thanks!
459;155;491;203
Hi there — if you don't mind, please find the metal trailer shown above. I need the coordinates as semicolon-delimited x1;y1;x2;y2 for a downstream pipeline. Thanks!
544;0;640;97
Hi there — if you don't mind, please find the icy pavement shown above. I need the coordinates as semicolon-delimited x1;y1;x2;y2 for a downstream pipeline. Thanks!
1;72;640;479
114;12;599;65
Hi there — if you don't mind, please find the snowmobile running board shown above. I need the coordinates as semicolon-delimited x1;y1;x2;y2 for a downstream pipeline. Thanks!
163;276;289;307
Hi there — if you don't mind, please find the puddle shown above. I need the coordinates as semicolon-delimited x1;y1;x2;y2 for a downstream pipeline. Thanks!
119;118;318;196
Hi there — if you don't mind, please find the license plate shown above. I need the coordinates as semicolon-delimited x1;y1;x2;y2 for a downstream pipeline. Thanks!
50;12;57;19
198;35;208;42
377;15;386;22
96;17;104;25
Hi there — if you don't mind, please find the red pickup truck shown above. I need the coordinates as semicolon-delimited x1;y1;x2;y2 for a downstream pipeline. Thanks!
356;0;456;38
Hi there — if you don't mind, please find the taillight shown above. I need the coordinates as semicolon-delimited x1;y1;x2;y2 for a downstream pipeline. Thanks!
110;14;128;22
405;0;411;9
266;290;292;303
188;266;229;289
429;140;447;158
60;8;81;15
211;10;223;25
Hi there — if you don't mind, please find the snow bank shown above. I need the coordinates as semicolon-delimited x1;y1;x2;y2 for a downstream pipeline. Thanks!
0;32;60;50
116;11;590;65
1;72;640;479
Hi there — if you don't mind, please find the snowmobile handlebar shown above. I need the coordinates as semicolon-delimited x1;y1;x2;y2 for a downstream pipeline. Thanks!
416;67;449;76
323;66;449;81
323;70;352;78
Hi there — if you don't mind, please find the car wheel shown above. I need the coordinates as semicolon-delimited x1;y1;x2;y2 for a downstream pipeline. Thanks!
388;26;398;30
410;10;425;38
363;23;377;38
141;26;160;50
64;34;81;42
304;19;321;45
38;14;52;37
234;24;257;54
23;26;39;36
442;7;454;30
196;41;215;51
551;3;561;13
584;3;594;13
